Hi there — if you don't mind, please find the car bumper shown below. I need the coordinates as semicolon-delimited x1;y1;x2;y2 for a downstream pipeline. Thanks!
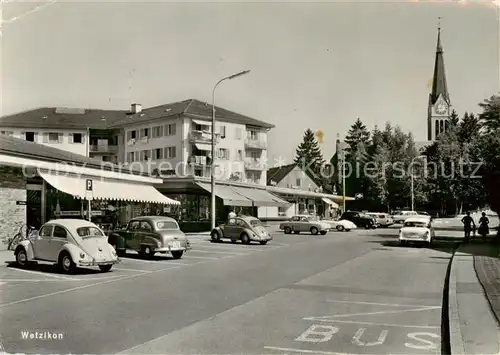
78;259;120;266
250;235;273;242
399;235;431;242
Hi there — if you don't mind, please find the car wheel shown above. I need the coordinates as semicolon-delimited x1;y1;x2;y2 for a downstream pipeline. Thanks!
211;230;221;243
336;225;345;232
310;227;319;235
364;223;371;229
320;231;327;235
59;252;76;274
99;264;113;272
284;227;291;234
141;245;154;258
400;240;406;247
15;247;28;268
171;250;184;259
240;233;250;245
260;241;268;245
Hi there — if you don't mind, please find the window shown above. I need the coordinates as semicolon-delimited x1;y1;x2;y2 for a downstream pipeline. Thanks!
228;218;236;225
217;148;229;160
235;127;242;140
73;133;83;143
53;226;67;239
165;124;176;136
141;150;150;161
237;150;243;160
48;132;60;143
296;178;301;187
165;146;176;158
250;151;260;159
236;219;246;227
127;152;135;162
156;221;179;230
128;220;141;230
139;221;153;231
194;169;203;177
25;132;35;142
153;148;163;160
140;128;149;139
0;131;13;136
153;126;163;138
76;227;104;237
219;125;226;138
247;130;258;140
39;225;53;237
127;130;137;140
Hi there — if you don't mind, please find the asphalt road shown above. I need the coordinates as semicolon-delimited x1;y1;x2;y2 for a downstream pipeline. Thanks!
0;227;457;354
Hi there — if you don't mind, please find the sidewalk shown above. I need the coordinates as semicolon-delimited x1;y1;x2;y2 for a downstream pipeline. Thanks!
449;243;500;355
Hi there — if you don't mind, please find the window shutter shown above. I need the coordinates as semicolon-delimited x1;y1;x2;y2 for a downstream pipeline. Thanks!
20;132;25;139
43;132;48;143
81;134;86;144
68;134;73;143
33;133;38;142
58;133;63;143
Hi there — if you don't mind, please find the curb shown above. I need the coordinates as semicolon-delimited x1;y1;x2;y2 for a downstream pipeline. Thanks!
448;247;467;355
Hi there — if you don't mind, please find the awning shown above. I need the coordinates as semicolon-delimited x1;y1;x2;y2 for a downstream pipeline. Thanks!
192;119;211;126
196;182;253;207
322;197;339;208
233;187;290;207
39;171;179;205
194;143;211;151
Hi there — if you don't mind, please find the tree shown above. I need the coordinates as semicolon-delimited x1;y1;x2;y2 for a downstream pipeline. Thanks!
458;112;480;143
294;128;325;179
479;95;500;133
344;118;371;162
450;109;460;127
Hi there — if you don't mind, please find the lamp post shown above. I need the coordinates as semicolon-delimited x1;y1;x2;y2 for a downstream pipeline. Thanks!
211;70;251;230
410;155;427;211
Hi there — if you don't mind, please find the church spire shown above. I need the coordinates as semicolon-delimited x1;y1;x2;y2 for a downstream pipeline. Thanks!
430;18;449;105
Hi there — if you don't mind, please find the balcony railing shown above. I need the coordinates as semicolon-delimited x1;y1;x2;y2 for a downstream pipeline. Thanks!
188;155;210;166
244;158;265;171
89;144;118;154
244;138;267;150
189;130;221;144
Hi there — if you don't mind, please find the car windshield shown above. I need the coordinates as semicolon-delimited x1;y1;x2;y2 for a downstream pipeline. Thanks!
307;216;319;221
76;227;104;238
156;221;179;230
250;219;263;227
404;221;427;228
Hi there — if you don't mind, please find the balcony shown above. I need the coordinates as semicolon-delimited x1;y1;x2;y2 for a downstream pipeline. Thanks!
89;144;118;154
189;130;220;144
244;158;265;171
188;155;211;167
244;138;267;150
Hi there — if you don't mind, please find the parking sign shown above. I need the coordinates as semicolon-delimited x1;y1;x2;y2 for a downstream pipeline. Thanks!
85;179;93;200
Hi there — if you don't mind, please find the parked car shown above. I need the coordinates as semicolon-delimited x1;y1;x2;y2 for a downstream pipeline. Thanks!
399;216;434;247
329;219;357;232
211;216;272;244
340;211;376;229
392;210;419;224
367;213;394;228
279;215;330;235
13;219;119;273
108;216;190;259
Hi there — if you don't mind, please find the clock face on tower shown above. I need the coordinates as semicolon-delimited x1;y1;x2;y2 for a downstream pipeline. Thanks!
435;102;447;115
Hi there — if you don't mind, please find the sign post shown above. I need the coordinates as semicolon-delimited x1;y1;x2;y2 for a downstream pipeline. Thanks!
85;179;93;221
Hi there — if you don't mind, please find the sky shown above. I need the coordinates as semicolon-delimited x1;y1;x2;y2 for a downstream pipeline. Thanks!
0;0;498;166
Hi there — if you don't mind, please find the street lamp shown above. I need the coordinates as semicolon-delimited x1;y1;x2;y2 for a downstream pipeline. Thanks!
211;70;251;230
410;155;427;211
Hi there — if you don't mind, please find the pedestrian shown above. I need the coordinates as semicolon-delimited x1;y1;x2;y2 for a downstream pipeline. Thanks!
461;211;476;242
478;212;490;240
228;208;236;219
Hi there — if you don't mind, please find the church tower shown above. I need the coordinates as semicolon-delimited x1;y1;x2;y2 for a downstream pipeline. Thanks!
427;21;452;141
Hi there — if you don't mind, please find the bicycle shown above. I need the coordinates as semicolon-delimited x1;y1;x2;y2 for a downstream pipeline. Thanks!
7;224;38;251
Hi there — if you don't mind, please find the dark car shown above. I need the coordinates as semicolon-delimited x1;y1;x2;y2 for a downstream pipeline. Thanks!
340;211;376;229
108;216;190;259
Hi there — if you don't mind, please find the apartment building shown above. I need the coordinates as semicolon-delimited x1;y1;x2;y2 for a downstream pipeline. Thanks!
0;107;126;162
108;99;272;186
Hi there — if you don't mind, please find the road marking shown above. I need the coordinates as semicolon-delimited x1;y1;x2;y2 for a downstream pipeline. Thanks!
405;332;440;350
8;267;76;280
119;257;190;265
188;249;247;255
195;244;265;251
302;318;441;329
352;328;388;346
325;300;441;308
264;346;350;355
295;324;339;343
0;265;181;309
319;306;440;318
112;267;152;273
183;255;219;260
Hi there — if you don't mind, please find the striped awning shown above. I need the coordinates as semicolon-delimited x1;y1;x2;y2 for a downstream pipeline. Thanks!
39;170;179;205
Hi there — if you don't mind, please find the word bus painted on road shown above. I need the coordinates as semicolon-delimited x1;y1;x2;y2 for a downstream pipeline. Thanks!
295;324;440;350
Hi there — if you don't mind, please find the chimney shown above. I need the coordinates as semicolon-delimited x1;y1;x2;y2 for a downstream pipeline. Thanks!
131;103;142;114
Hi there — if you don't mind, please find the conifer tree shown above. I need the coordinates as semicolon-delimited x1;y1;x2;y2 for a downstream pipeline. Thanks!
294;128;325;177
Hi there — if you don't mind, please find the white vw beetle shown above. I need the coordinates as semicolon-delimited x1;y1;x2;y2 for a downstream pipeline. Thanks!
13;219;119;273
399;216;434;247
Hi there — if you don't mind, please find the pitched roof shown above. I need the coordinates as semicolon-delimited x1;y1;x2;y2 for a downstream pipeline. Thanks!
430;28;450;105
0;107;128;129
0;99;274;130
267;163;297;185
108;99;274;129
0;134;147;176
